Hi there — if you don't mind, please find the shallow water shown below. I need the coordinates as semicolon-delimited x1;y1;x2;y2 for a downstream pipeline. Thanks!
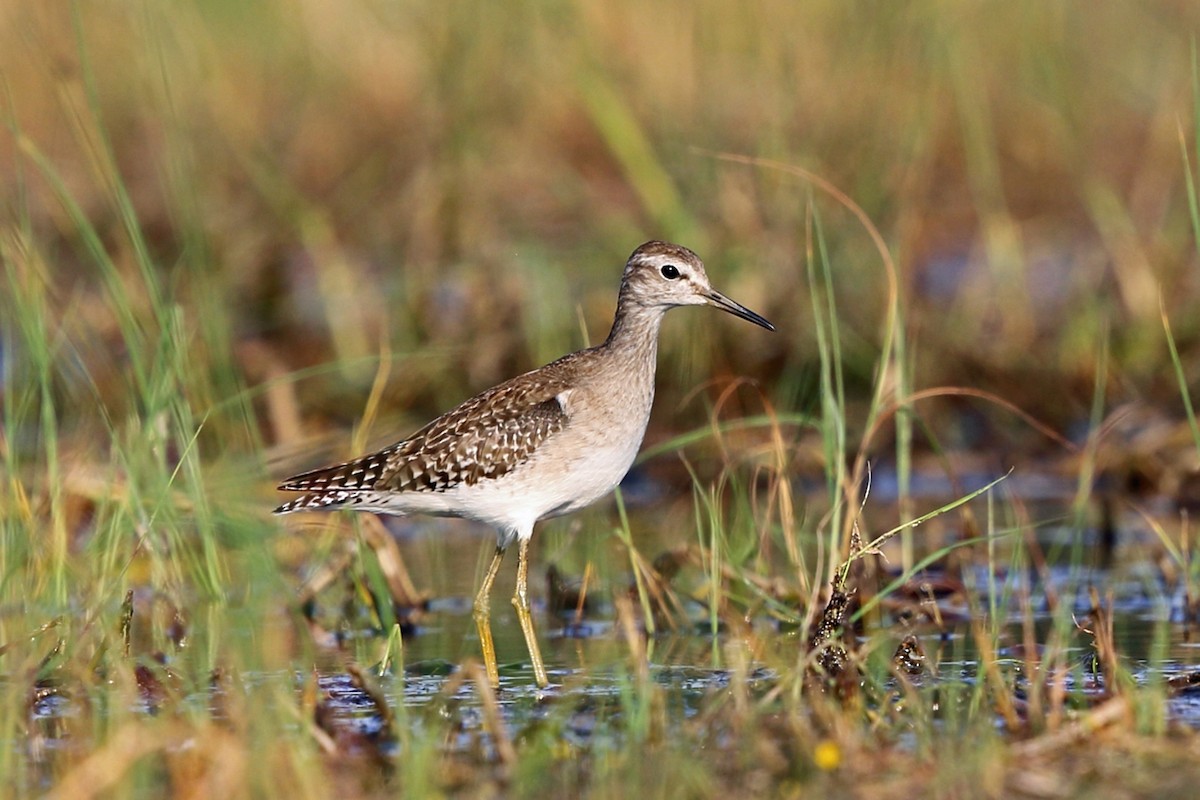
331;461;1200;732
19;463;1200;758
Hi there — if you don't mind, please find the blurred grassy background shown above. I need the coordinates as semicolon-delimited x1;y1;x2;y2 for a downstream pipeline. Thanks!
4;3;1200;796
4;0;1199;465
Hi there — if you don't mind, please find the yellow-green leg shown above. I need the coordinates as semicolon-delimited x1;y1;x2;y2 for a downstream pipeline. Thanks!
512;537;549;688
474;546;506;689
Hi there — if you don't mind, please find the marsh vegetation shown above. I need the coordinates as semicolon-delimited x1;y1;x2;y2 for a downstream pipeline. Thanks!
4;2;1200;797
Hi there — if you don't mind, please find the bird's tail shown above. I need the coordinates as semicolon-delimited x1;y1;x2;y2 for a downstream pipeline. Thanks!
273;491;364;514
274;450;391;514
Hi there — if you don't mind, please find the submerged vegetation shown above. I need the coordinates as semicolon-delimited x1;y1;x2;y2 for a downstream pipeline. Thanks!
4;1;1200;797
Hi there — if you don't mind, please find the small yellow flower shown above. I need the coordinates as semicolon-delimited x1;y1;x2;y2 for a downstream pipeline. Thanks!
813;739;841;771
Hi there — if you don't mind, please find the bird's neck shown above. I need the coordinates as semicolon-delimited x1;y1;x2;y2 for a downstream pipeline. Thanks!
602;300;666;364
597;299;664;422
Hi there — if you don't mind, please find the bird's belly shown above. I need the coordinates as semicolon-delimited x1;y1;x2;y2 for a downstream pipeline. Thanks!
540;435;643;517
431;426;643;530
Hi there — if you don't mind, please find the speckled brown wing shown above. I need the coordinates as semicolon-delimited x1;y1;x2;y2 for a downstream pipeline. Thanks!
274;364;575;512
376;373;571;492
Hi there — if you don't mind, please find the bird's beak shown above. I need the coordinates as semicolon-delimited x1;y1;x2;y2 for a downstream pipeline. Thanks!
704;289;775;331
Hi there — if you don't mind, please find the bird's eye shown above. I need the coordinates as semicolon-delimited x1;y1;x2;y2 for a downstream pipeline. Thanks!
661;264;680;280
